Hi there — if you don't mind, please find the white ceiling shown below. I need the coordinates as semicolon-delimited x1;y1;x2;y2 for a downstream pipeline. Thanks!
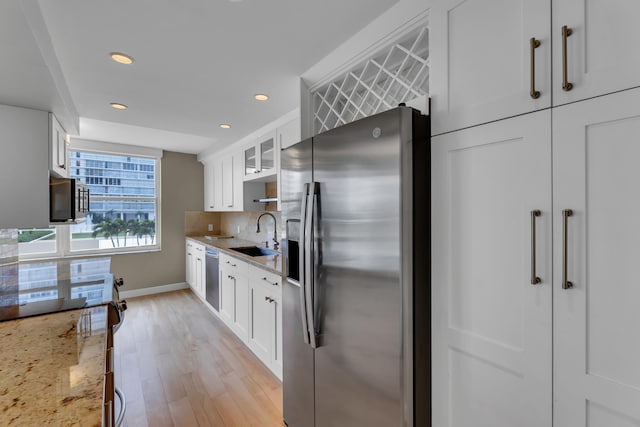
1;0;399;154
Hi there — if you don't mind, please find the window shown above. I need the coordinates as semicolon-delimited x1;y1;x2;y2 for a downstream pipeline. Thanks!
17;228;57;257
19;147;161;259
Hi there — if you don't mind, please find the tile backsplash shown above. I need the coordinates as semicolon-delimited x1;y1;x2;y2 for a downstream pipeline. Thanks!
220;211;284;247
0;229;18;266
184;211;221;237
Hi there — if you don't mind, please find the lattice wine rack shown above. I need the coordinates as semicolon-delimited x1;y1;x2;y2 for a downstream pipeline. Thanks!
312;26;429;134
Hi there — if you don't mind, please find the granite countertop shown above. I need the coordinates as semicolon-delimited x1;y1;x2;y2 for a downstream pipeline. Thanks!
0;258;114;323
0;305;108;426
186;236;282;275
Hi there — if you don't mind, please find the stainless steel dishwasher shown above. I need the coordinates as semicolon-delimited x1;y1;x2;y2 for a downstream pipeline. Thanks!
205;248;219;311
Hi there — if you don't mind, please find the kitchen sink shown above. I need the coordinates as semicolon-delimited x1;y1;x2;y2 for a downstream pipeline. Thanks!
230;246;279;257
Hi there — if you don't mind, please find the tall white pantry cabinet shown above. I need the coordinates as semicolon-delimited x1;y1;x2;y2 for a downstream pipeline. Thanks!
430;1;640;426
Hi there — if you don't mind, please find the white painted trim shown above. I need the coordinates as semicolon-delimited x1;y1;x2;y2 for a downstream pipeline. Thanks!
119;282;189;299
198;108;300;163
299;79;313;139
71;138;163;158
301;0;431;90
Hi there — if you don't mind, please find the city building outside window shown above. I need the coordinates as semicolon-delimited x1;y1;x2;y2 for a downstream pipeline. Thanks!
69;151;159;252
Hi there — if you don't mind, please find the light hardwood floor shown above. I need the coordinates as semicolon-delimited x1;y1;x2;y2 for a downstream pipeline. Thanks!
114;290;284;427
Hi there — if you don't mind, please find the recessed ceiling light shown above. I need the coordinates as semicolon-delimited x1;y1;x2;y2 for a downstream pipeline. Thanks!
110;52;134;65
254;94;269;101
219;124;231;129
110;103;128;110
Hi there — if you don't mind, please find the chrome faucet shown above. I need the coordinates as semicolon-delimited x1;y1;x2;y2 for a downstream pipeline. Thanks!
256;212;279;250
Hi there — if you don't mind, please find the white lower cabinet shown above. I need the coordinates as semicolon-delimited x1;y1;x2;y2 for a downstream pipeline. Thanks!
231;273;249;342
433;87;640;427
432;110;552;427
552;87;640;427
219;270;235;326
185;240;193;286
248;283;273;362
187;241;206;300
219;253;248;341
248;265;282;377
218;253;282;378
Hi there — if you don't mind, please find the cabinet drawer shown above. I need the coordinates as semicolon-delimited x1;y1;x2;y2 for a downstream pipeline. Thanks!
249;264;281;292
220;253;248;276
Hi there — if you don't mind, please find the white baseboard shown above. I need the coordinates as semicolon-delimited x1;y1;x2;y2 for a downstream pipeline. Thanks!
119;282;189;298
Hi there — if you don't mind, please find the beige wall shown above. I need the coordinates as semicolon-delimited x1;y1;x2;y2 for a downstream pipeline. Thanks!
111;151;203;291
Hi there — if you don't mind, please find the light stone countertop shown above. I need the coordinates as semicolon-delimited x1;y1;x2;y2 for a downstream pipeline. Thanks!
186;236;283;275
0;306;107;427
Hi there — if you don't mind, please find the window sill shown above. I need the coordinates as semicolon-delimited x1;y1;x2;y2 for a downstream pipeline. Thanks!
19;246;161;262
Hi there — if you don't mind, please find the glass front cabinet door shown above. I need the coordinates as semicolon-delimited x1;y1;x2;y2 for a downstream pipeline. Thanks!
243;131;277;180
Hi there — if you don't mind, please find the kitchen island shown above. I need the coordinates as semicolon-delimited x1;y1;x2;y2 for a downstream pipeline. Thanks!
0;257;122;426
0;257;114;322
0;305;108;426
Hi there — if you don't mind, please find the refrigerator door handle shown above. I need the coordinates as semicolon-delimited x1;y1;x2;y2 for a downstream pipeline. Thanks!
305;182;319;348
299;183;311;345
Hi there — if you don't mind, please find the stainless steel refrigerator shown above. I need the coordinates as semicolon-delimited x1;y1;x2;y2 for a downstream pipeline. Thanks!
281;106;430;427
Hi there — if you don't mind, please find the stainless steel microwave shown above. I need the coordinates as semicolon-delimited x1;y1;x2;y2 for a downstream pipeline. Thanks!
50;177;90;223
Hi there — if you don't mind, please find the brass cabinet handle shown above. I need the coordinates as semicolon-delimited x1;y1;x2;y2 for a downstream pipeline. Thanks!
562;25;573;91
530;38;541;99
562;209;574;289
530;210;542;284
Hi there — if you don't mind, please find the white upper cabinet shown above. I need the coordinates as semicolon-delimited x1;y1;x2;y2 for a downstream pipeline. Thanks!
243;130;277;181
220;152;243;211
0;105;50;229
202;113;298;212
202;157;226;212
277;117;301;150
202;150;244;212
203;161;215;211
552;0;640;106
213;158;223;210
430;0;551;135
221;153;236;210
276;117;301;211
49;113;69;178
